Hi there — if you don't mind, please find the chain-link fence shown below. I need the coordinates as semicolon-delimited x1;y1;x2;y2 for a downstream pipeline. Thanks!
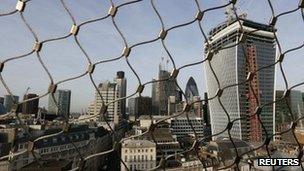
0;0;304;170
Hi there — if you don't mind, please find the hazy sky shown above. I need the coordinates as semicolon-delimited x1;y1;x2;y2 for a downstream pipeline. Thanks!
0;0;303;112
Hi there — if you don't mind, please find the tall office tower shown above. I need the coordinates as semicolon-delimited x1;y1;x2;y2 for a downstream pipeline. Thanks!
185;77;202;117
89;82;120;125
151;65;178;115
275;90;304;128
204;19;276;142
203;92;210;126
128;96;152;119
3;95;19;112
115;71;127;120
48;90;71;117
22;94;39;114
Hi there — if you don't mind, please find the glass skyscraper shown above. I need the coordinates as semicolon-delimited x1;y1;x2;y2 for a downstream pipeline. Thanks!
204;19;276;142
48;89;71;117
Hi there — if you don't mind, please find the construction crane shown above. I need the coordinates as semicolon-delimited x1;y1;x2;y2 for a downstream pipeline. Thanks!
24;87;30;97
222;0;248;24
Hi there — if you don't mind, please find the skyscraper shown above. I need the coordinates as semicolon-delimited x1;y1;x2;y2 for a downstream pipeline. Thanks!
22;94;39;114
115;71;127;120
152;65;179;115
3;95;19;113
185;77;202;117
204;19;276;142
89;81;120;125
48;90;71;117
128;96;152;119
185;77;199;99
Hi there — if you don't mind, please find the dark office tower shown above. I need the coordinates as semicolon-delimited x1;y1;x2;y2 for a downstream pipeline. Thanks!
204;19;276;142
22;94;39;114
48;90;71;117
128;96;152;119
116;71;127;120
203;92;210;126
4;95;19;112
0;97;4;105
151;65;178;115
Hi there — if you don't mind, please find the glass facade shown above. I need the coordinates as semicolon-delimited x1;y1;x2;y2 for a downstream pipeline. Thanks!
204;19;276;141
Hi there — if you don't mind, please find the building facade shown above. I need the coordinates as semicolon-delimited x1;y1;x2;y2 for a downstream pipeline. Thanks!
170;114;206;139
0;97;4;105
0;125;111;171
128;96;152;120
204;19;276;142
116;71;127;120
22;94;39;114
152;65;179;115
89;82;120;125
3;95;19;113
48;90;71;117
121;139;156;171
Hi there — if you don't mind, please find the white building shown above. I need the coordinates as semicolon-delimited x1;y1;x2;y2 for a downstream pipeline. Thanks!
170;114;206;139
88;72;127;127
121;139;156;171
88;82;120;126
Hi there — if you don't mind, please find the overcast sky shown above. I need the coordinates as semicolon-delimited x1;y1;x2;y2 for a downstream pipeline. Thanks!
0;0;303;112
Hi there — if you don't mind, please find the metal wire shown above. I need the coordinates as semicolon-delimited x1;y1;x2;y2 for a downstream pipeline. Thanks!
0;0;304;171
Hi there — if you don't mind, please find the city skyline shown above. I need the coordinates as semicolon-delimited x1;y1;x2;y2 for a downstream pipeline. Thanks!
0;0;303;113
0;1;304;170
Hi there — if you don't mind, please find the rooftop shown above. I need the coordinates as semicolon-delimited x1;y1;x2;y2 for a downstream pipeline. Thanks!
209;18;275;37
122;139;155;148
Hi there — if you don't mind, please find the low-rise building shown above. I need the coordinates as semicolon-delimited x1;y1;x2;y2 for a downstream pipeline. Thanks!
121;139;156;171
0;125;112;171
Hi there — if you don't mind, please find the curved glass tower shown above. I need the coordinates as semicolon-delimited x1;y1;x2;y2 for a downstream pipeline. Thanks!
185;77;199;100
204;19;276;142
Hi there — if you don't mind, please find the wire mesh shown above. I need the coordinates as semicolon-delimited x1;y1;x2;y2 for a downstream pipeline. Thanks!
0;0;304;170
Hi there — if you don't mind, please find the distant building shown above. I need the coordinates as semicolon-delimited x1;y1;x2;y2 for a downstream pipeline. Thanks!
143;121;182;165
121;139;156;171
0;104;5;114
199;137;254;170
89;82;120;125
275;90;304;127
128;96;152;120
21;160;72;171
167;96;183;115
88;72;127;125
0;125;111;171
22;94;39;114
185;77;199;99
0;97;4;105
170;114;206;139
48;90;71;117
3;95;19;113
151;65;179;115
116;71;127;120
185;77;202;117
203;92;210;126
0;97;5;115
204;19;276;142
